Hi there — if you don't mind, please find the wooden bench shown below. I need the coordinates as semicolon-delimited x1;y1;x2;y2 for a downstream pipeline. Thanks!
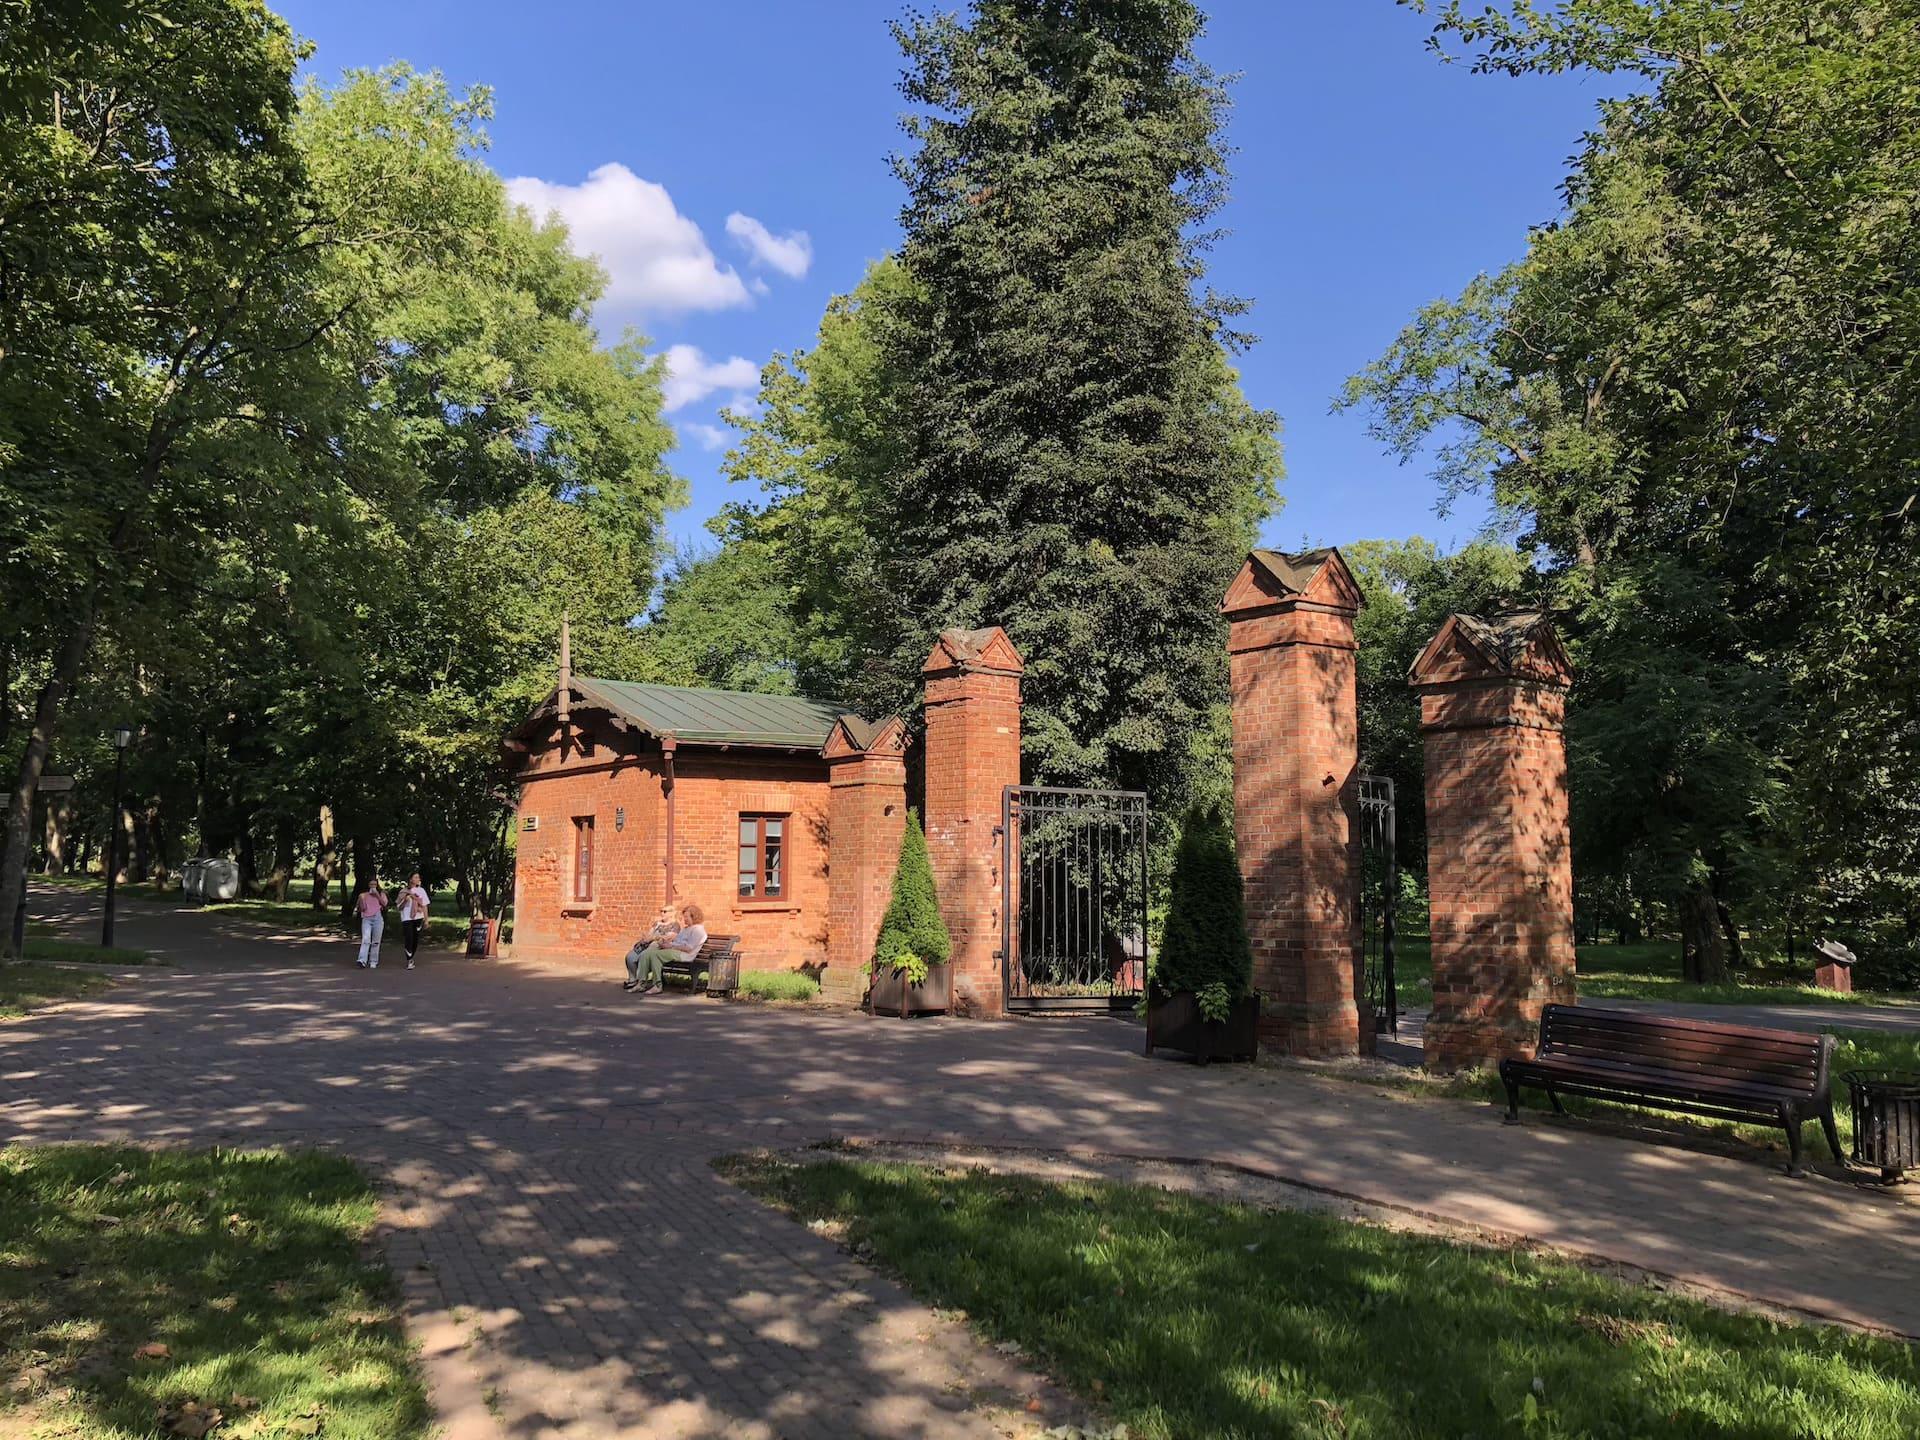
657;934;741;997
1499;1004;1841;1175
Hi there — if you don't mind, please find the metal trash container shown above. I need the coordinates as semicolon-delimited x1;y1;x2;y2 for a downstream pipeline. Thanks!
200;858;240;902
1843;1070;1920;1182
181;858;207;901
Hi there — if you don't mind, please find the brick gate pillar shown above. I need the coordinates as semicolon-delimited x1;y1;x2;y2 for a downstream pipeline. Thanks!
822;716;908;1004
1222;548;1367;1058
1410;612;1576;1072
922;627;1023;1018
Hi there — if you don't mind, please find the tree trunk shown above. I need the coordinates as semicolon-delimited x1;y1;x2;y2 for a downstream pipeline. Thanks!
115;800;135;885
341;834;370;928
132;805;151;883
1715;896;1744;972
42;795;69;875
310;804;336;909
1680;884;1729;984
0;611;96;959
268;819;295;902
236;819;257;896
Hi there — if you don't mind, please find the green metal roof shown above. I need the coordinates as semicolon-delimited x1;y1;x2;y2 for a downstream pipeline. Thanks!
572;675;849;748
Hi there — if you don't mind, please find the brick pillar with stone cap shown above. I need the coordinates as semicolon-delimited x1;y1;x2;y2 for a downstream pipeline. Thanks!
1222;548;1368;1058
822;715;909;1005
1411;612;1577;1072
922;627;1023;1018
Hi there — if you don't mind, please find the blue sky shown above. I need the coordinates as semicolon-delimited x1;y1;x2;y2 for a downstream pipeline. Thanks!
276;1;1615;555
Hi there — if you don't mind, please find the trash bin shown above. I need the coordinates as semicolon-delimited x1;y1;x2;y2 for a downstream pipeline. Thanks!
201;858;240;902
1813;938;1857;993
1843;1070;1920;1182
181;858;207;901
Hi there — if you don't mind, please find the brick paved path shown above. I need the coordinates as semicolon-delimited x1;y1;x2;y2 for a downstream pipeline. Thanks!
9;883;1919;1440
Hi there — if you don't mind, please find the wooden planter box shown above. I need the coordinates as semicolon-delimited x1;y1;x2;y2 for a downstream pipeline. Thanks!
869;962;953;1018
1145;990;1260;1064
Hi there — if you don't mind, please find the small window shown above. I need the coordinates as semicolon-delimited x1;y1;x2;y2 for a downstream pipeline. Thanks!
738;814;786;899
572;815;595;903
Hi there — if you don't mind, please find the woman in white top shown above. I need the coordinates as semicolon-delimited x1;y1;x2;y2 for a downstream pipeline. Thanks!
397;872;431;970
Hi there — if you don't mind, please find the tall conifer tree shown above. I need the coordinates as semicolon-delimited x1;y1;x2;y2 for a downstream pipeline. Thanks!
866;0;1280;799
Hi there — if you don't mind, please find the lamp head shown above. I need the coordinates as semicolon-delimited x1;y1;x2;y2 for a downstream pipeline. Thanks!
112;726;133;751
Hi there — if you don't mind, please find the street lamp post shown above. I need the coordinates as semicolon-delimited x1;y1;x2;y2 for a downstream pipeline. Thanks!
102;726;132;949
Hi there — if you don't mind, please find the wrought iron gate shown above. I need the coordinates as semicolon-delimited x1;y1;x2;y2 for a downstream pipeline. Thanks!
1358;774;1400;1036
999;785;1150;1013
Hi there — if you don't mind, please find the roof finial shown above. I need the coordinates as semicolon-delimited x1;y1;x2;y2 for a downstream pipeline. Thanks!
558;613;572;731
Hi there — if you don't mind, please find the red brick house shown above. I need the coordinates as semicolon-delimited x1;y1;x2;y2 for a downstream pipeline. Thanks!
504;667;905;990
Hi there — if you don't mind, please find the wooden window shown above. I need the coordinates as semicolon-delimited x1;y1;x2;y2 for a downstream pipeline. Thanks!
572;815;595;903
738;814;786;899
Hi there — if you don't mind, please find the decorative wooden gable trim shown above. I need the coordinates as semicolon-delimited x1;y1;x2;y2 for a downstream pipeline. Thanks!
1221;547;1364;617
1410;612;1573;687
921;626;1025;676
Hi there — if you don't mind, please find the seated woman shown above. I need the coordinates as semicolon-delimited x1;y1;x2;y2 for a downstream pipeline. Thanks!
622;903;708;994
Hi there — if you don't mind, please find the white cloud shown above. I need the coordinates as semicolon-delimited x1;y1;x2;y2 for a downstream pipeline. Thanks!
678;422;731;452
726;212;813;279
660;344;760;414
506;163;750;315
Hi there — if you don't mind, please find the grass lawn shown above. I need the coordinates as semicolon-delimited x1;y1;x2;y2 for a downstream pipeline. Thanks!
1392;937;1919;1012
736;970;820;1002
36;873;494;947
0;1146;428;1440
0;965;113;1018
728;1155;1920;1440
19;937;151;966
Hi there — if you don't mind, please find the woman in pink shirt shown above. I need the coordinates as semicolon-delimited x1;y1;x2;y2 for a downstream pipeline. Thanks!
355;880;388;969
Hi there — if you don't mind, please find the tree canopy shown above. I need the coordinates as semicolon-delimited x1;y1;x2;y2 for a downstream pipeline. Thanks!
1349;0;1920;972
0;9;677;944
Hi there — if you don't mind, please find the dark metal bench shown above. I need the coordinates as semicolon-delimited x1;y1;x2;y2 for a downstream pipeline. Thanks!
658;934;741;997
1500;1004;1840;1175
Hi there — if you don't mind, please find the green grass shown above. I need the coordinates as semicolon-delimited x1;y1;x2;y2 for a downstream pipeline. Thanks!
0;1145;428;1440
19;937;151;966
726;1155;1920;1440
0;965;113;1018
1391;937;1919;1011
737;970;821;1002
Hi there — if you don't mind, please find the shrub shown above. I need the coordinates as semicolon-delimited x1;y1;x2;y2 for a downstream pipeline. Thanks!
871;809;951;984
1152;804;1252;1018
1854;942;1920;994
739;970;820;1002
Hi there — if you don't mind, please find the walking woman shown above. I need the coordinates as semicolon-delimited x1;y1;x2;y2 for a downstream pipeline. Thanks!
355;878;388;969
397;872;430;970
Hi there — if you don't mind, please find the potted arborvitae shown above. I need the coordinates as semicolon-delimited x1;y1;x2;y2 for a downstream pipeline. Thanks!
867;810;954;1017
1146;804;1259;1063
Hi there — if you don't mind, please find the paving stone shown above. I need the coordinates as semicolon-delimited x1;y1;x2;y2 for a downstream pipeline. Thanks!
9;879;1919;1440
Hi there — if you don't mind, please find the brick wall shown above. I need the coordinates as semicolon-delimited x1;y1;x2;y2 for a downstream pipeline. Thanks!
510;717;832;976
1222;551;1367;1058
1412;615;1576;1072
824;719;908;1004
921;629;1023;1017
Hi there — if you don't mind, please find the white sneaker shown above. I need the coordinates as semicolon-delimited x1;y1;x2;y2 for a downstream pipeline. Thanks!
356;958;366;968
406;960;415;970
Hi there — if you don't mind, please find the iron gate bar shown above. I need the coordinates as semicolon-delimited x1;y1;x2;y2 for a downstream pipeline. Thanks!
999;785;1150;1014
1358;773;1399;1037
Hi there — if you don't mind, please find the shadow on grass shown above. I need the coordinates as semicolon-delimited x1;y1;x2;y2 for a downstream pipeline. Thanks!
727;1156;1920;1440
0;966;114;1018
0;1147;428;1440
